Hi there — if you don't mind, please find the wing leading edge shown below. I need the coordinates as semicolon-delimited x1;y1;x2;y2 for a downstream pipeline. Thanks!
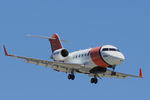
3;45;143;79
3;45;87;73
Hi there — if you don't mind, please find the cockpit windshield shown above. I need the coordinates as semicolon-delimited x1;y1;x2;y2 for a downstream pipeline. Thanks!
102;48;119;51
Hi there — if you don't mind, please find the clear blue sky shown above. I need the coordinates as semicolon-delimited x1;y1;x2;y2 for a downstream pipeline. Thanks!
0;0;149;100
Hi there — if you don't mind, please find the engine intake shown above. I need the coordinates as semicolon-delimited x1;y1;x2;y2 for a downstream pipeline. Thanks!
52;48;69;61
61;49;69;57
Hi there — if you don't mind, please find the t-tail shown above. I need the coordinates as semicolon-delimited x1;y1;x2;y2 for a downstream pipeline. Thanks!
49;33;63;52
26;33;64;53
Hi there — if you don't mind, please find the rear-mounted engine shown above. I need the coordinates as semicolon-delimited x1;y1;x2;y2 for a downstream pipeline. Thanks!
52;48;69;61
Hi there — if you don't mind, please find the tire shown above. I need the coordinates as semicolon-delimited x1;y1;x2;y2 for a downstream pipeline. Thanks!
71;75;75;80
68;74;71;80
91;78;94;83
91;78;98;84
68;74;75;80
94;78;98;84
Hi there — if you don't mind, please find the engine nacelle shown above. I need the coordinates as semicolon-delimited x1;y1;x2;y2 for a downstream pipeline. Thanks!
52;48;69;61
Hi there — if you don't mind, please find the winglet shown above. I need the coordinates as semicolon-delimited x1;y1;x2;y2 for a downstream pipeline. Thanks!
3;45;10;56
139;68;143;78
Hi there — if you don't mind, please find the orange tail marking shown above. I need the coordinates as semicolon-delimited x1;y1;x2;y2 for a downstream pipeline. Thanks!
139;68;143;78
49;33;62;52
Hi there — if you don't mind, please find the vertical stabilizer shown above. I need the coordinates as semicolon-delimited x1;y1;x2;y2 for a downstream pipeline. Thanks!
49;33;63;52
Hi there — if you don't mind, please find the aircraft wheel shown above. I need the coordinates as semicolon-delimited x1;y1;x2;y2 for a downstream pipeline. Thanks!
68;74;71;80
71;74;75;80
91;78;98;84
94;78;98;84
68;74;75;80
91;78;94;83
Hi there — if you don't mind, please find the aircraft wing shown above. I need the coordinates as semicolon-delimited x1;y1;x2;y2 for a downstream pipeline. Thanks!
3;45;87;73
89;68;143;79
3;45;143;79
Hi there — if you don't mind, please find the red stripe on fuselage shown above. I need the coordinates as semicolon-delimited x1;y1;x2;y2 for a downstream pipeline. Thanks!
90;47;110;68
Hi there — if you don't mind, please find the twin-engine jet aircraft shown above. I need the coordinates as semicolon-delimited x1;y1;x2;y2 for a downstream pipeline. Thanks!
3;33;143;84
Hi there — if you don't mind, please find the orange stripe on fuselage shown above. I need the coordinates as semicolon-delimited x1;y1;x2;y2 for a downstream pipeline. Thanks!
90;47;110;68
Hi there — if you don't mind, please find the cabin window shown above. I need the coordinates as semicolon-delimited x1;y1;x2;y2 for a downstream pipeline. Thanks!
109;48;116;51
102;48;109;51
102;48;120;51
87;52;90;56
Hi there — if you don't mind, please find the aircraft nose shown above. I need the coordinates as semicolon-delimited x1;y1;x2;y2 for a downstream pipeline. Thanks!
101;51;125;66
115;53;125;61
116;53;125;62
102;52;125;66
111;52;125;66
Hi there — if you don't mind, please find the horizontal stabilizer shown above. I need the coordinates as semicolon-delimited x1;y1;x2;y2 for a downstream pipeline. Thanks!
26;34;71;43
26;34;55;39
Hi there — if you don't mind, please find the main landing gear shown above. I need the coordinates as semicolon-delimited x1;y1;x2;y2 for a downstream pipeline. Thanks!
91;77;98;84
67;73;99;84
68;70;75;80
90;75;99;84
68;74;75;80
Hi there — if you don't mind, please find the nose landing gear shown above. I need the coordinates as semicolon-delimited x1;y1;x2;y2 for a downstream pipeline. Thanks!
111;66;116;76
